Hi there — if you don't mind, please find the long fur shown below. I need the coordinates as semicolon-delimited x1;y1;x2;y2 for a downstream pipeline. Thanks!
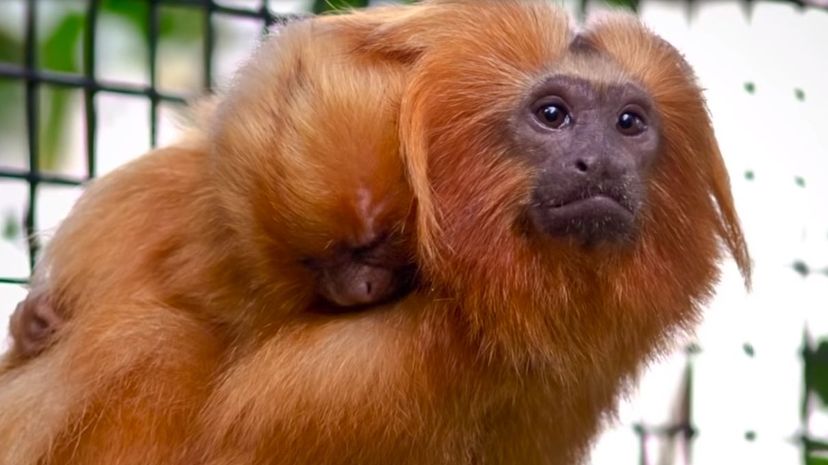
0;2;749;465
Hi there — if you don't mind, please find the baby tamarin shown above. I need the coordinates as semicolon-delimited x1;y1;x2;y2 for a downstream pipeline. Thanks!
0;2;751;465
5;19;414;361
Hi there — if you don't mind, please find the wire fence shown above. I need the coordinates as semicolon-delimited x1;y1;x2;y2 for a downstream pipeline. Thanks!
0;0;302;281
0;1;825;464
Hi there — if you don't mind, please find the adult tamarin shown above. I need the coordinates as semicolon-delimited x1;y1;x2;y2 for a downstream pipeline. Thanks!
0;2;750;465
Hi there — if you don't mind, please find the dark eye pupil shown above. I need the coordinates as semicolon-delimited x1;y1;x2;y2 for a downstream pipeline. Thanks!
543;106;561;122
618;111;646;135
538;104;568;128
618;112;635;129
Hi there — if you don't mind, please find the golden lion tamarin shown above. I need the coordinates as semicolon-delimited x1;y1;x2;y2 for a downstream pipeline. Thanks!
0;2;750;465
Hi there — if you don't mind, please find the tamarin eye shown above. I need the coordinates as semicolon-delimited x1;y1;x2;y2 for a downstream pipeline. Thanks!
617;111;646;135
536;104;571;129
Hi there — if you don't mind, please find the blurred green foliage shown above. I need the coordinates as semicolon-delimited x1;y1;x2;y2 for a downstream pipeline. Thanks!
804;339;828;465
313;0;370;14
0;0;205;172
604;0;640;10
2;212;19;241
805;341;828;406
38;12;84;171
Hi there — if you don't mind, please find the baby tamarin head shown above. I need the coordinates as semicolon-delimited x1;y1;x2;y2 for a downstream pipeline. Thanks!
348;1;751;365
209;20;415;310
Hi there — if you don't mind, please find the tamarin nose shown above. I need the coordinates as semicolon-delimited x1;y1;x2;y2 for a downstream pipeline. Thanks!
570;153;630;180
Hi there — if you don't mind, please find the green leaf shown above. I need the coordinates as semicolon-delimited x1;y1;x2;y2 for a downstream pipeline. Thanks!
38;13;84;171
796;176;806;187
313;0;370;14
0;0;23;153
805;339;828;405
2;213;19;241
744;430;756;441
100;0;149;38
796;88;806;101
744;82;756;94
39;87;76;171
743;343;755;357
744;170;754;180
807;456;828;465
0;25;22;64
0;81;25;167
604;0;640;10
804;436;828;451
40;12;84;73
158;6;204;43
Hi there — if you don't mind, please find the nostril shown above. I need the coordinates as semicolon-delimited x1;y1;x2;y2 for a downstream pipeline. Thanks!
574;159;589;173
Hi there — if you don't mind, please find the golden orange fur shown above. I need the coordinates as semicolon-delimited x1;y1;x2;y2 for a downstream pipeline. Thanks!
0;2;749;465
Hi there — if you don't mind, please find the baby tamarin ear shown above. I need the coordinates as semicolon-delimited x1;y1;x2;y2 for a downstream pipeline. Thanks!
7;291;63;360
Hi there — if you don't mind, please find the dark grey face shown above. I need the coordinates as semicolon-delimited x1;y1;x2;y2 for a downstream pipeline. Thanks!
513;74;660;245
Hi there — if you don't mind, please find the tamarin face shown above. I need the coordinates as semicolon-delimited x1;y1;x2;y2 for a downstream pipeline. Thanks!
396;3;748;270
409;39;667;256
514;63;661;245
378;1;750;362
